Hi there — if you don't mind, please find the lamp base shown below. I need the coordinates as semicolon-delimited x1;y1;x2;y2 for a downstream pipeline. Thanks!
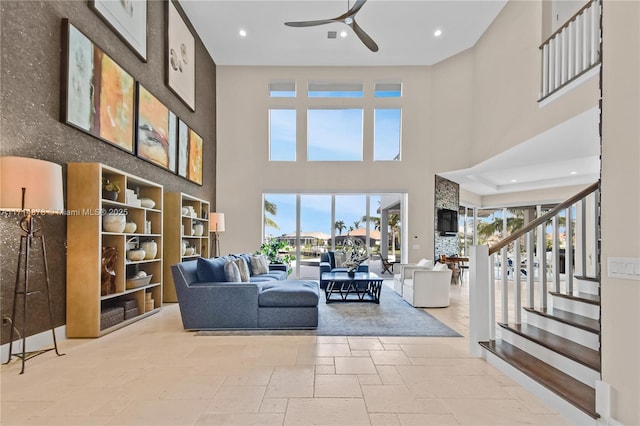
3;214;64;374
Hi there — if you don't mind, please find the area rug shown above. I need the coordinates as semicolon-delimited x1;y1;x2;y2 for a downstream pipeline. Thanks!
195;284;461;337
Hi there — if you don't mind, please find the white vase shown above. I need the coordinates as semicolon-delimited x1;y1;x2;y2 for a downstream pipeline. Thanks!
103;213;126;233
193;223;203;236
140;240;157;260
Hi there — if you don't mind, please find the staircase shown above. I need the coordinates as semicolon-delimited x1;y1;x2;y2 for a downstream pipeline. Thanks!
470;182;601;421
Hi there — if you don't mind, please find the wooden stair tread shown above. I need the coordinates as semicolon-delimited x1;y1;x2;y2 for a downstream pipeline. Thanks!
499;323;601;371
524;307;600;334
480;340;598;419
550;291;600;305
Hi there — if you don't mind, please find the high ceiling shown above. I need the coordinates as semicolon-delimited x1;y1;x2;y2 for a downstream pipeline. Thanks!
180;0;508;66
179;1;600;201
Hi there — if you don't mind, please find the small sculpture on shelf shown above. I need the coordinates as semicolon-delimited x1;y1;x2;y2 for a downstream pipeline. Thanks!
101;247;118;296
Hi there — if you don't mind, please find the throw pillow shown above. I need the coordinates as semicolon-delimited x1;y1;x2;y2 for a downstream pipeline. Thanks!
334;251;346;267
433;262;449;271
234;258;251;282
250;255;269;275
417;258;431;267
223;260;241;282
196;257;227;282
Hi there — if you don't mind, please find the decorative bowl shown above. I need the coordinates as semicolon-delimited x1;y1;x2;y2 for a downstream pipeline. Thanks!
103;213;126;233
126;274;153;289
126;248;146;261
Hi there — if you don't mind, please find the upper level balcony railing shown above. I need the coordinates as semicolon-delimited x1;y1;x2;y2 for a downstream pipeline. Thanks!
540;0;601;101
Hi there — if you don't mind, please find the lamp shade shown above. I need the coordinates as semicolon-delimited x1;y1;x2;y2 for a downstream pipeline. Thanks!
209;212;225;233
0;156;64;213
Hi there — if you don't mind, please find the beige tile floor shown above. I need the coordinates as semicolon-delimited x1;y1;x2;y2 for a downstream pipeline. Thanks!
1;280;571;426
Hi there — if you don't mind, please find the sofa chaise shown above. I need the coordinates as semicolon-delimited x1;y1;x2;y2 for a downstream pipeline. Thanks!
171;255;320;330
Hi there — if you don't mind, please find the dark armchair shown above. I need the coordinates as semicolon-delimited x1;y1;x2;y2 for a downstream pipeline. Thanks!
319;251;369;289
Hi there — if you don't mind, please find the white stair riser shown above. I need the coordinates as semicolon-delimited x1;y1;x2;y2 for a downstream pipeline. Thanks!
551;296;600;320
574;278;599;296
501;328;600;388
526;313;599;350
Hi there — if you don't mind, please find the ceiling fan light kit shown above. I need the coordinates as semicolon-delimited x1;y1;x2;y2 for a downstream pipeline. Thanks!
284;0;379;52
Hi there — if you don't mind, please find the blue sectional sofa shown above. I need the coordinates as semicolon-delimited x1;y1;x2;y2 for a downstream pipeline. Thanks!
319;251;369;289
171;255;320;330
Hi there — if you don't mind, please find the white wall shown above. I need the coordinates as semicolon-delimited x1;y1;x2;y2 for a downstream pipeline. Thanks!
216;1;598;266
600;1;640;423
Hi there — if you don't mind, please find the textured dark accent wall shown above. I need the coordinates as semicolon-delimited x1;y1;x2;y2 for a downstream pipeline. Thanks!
434;175;460;258
0;1;216;344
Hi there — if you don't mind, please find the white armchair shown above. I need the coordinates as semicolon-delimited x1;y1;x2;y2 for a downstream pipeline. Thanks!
392;259;433;295
402;263;452;308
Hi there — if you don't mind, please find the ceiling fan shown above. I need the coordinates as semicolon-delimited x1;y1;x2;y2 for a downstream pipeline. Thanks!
284;0;379;52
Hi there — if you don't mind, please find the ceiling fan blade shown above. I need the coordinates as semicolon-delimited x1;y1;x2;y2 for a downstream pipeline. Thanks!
337;0;368;20
284;19;336;28
351;20;379;52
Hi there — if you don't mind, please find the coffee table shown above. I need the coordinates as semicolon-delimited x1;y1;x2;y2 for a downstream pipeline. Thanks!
322;272;383;304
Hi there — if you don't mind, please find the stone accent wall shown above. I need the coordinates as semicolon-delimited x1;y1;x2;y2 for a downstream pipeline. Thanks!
434;175;460;259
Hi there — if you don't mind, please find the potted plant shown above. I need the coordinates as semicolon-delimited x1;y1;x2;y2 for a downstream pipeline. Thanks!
258;239;294;275
102;177;120;201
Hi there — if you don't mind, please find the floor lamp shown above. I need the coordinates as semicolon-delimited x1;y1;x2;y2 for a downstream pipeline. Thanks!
0;156;65;374
209;212;225;257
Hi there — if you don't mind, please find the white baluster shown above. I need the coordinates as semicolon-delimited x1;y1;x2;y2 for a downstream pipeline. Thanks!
501;247;509;325
566;206;574;294
553;215;561;292
514;239;521;325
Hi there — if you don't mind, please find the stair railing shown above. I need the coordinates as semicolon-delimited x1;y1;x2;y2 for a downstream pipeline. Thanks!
539;0;601;100
469;182;600;355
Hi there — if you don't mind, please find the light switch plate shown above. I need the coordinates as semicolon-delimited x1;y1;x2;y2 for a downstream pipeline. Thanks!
607;257;640;280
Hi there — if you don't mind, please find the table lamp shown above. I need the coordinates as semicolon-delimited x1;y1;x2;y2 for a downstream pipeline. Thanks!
0;156;65;373
209;212;225;257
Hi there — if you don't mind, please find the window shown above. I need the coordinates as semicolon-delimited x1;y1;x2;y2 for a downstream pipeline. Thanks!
269;81;295;97
307;109;363;161
375;82;402;98
268;80;402;162
308;82;363;98
269;109;296;161
374;108;401;161
263;193;405;278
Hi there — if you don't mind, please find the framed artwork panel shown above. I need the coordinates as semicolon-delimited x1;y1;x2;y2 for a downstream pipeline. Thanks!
166;0;195;111
136;83;176;171
187;127;203;185
89;0;148;61
61;19;135;154
177;119;189;178
176;119;203;185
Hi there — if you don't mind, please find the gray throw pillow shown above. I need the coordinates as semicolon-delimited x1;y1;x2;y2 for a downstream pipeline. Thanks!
234;258;251;282
250;255;269;275
224;260;241;282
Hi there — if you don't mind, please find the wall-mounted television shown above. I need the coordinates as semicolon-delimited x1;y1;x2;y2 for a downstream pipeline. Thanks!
437;208;458;235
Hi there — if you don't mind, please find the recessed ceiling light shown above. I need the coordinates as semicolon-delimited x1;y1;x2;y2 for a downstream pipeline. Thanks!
569;171;577;175
434;29;442;37
239;29;247;37
340;30;348;38
510;179;518;183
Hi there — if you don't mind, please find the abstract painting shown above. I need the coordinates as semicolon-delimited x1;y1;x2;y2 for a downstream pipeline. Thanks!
187;127;203;185
62;19;135;153
136;83;174;170
176;119;203;185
